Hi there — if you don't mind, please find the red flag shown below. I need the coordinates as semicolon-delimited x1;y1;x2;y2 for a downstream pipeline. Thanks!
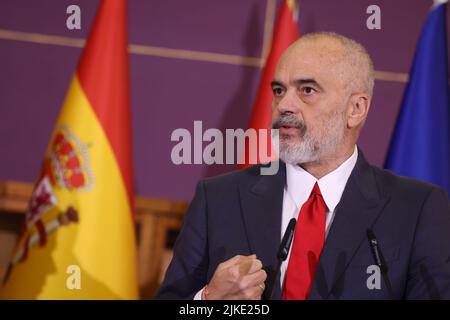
240;0;299;168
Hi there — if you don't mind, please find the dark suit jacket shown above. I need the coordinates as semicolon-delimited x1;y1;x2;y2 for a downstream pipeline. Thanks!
155;150;450;299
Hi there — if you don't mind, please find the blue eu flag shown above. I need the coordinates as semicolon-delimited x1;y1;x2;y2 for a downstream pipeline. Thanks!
385;3;450;195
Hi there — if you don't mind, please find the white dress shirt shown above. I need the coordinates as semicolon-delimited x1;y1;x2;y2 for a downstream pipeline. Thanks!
194;145;358;299
280;145;358;288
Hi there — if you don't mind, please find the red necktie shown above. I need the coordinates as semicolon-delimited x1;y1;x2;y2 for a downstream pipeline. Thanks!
282;182;326;300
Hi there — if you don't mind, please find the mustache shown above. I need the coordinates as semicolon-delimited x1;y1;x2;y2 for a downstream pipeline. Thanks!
272;114;306;133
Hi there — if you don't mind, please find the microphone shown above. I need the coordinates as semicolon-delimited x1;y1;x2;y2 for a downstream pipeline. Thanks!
366;229;394;299
268;218;296;300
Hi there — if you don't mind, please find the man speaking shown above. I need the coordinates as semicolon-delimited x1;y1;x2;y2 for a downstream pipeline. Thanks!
155;33;450;300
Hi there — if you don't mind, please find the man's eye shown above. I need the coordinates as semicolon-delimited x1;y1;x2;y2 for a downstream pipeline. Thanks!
302;87;316;95
272;87;284;96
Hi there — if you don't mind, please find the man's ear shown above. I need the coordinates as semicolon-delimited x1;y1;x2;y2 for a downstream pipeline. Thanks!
347;93;370;128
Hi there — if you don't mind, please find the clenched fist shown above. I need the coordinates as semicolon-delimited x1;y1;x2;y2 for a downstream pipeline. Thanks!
204;254;267;300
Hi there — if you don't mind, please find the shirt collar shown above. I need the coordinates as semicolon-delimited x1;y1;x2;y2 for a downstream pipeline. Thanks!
285;145;358;212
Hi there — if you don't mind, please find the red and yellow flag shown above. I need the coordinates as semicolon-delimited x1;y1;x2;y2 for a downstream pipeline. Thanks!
0;0;138;299
241;0;300;168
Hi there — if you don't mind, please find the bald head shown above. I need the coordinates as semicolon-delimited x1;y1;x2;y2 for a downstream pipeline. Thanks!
271;32;374;170
280;32;374;97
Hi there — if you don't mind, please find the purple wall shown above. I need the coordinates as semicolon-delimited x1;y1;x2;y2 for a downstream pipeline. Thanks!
0;0;447;201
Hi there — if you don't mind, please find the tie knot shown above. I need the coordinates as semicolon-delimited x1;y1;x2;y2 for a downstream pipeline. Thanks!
311;182;322;196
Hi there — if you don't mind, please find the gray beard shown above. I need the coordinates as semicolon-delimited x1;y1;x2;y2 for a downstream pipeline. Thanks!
274;112;346;165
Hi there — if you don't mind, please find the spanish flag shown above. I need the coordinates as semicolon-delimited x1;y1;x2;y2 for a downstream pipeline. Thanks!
240;0;299;167
0;0;138;299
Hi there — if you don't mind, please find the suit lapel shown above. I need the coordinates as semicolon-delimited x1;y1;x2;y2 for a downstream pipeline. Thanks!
238;151;390;300
309;150;390;299
239;162;286;300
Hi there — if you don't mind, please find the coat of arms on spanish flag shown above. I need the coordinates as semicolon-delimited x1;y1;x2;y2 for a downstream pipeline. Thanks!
0;0;138;299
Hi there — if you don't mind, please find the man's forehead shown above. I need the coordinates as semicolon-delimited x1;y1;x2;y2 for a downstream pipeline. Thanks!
275;40;346;84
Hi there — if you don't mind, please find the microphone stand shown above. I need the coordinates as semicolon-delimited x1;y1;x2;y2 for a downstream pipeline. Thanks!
268;218;296;300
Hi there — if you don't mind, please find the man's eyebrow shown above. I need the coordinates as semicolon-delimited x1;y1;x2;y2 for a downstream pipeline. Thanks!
294;78;323;90
271;78;324;90
271;80;284;88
